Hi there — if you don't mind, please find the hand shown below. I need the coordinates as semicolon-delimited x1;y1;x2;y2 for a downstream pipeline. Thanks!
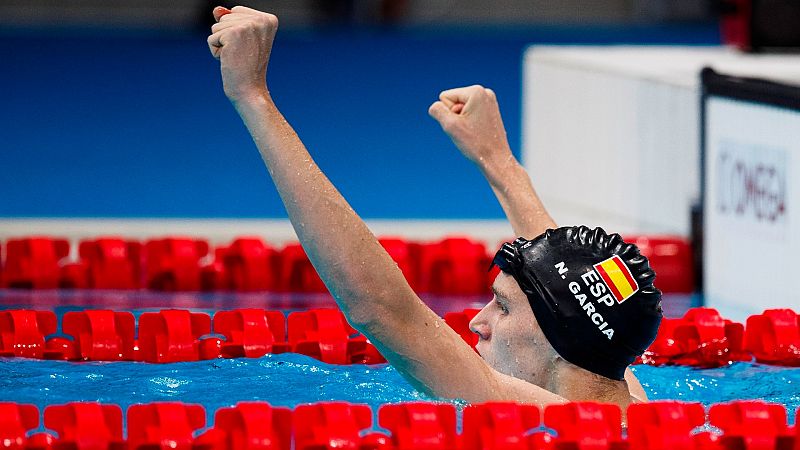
428;85;514;171
207;6;278;102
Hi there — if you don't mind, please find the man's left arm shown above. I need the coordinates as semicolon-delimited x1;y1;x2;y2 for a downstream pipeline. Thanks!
430;85;648;401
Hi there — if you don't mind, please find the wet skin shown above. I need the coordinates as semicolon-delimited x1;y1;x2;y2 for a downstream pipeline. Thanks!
470;272;557;387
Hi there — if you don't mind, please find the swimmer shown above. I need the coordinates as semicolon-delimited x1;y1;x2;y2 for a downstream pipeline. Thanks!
207;6;662;413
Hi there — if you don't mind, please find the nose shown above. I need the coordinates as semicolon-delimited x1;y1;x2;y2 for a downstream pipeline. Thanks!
469;304;492;341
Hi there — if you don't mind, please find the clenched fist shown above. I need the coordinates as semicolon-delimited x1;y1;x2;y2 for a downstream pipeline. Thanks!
428;85;514;171
208;6;278;102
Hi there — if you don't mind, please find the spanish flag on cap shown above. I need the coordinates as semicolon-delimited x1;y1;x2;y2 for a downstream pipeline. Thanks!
593;255;639;303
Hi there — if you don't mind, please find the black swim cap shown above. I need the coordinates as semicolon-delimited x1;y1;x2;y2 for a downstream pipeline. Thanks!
491;226;662;380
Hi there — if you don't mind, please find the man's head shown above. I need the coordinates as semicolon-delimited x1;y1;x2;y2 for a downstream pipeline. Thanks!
470;226;663;382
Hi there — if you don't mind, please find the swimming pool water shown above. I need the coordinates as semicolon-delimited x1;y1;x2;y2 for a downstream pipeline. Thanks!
635;363;800;420
2;353;430;418
3;355;799;426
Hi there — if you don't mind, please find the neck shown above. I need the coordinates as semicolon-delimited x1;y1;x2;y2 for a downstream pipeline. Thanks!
545;358;632;406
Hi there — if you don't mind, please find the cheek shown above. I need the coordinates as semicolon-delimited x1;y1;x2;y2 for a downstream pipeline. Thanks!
526;317;547;346
484;318;535;377
500;310;548;355
492;316;534;352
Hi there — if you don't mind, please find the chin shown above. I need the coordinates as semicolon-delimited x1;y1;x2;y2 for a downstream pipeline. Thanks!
485;355;513;375
475;345;495;366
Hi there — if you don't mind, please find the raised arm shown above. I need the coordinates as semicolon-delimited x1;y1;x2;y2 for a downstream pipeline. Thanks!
429;85;648;401
428;86;556;239
207;6;565;406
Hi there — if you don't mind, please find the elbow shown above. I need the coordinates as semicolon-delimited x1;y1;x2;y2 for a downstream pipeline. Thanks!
332;268;414;328
334;287;389;331
338;289;412;337
343;305;381;330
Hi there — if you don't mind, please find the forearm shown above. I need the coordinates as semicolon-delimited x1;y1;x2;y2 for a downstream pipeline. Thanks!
480;153;556;239
233;92;414;324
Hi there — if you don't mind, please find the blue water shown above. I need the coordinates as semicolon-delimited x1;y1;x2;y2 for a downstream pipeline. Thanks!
636;363;800;420
3;356;799;427
1;354;429;416
2;290;798;427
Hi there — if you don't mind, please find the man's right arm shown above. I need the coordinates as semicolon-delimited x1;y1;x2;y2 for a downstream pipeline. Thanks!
207;7;569;408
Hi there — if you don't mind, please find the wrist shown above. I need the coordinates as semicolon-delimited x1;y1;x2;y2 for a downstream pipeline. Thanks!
478;147;520;182
227;85;271;107
230;88;273;113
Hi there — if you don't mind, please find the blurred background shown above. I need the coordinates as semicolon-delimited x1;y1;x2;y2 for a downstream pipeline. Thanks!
1;1;718;29
1;0;721;222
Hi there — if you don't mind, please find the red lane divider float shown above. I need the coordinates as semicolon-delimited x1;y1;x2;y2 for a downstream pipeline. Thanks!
128;402;206;450
639;307;750;368
2;400;798;450
379;402;458;449
144;237;209;291
201;245;230;291
44;403;124;449
1;306;800;368
4;237;70;289
709;401;792;450
294;402;373;449
224;238;281;292
198;402;292;450
288;309;351;364
137;309;213;363
544;402;625;450
627;401;706;450
0;308;385;365
60;310;136;361
78;238;142;290
288;309;386;365
745;309;800;366
0;403;40;449
59;261;89;290
200;237;281;292
419;237;492;295
623;235;695;294
214;309;289;358
461;402;543;450
0;234;696;295
638;307;798;368
0;310;58;359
